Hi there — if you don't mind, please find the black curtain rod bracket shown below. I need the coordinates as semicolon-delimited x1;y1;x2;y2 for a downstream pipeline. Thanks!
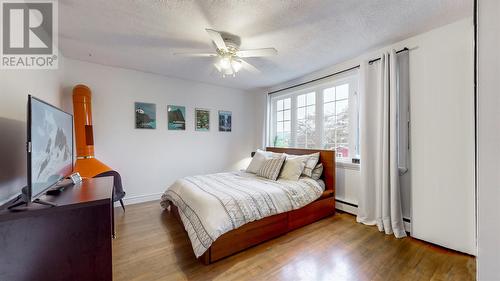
368;47;409;65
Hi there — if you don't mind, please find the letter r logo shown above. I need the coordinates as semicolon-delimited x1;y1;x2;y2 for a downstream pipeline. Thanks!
2;2;53;54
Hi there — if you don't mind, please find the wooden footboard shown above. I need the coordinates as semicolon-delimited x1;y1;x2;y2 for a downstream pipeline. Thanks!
169;194;335;264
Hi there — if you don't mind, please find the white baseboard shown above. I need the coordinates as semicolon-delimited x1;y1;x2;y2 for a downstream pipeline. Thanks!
114;192;163;207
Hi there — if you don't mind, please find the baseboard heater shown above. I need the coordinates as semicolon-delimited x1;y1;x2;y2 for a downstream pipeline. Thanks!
335;199;411;223
335;199;358;208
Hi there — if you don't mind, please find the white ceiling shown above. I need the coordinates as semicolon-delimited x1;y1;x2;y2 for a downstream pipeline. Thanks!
59;0;472;91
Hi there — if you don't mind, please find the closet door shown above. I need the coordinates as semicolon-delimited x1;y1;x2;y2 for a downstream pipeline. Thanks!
409;19;475;255
396;51;411;227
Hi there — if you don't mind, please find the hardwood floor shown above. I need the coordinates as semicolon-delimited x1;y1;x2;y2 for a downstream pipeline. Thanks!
112;201;475;281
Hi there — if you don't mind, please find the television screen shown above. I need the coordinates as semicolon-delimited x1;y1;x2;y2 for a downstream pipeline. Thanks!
29;96;73;201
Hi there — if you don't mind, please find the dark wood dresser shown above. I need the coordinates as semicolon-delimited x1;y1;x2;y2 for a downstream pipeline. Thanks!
0;177;114;281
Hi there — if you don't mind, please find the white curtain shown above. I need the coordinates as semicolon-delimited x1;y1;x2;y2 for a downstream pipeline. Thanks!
356;51;406;238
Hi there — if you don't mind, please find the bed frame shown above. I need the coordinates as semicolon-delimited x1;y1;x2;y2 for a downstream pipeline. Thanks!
169;147;335;264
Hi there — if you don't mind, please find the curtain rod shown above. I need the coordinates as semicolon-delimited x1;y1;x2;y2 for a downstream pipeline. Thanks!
268;47;409;96
368;47;409;64
267;65;360;95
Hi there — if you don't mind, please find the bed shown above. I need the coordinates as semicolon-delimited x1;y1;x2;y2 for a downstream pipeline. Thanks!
161;147;335;264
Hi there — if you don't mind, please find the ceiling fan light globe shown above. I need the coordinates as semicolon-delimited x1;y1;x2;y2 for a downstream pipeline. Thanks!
231;59;242;73
219;57;231;69
223;67;233;76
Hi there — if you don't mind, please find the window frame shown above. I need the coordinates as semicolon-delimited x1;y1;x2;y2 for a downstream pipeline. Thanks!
268;71;360;163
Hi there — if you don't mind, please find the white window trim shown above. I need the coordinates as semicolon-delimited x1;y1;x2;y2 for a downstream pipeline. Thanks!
268;70;360;161
336;160;360;171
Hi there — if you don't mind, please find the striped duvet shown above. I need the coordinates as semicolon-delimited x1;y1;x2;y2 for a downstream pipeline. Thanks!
160;171;324;257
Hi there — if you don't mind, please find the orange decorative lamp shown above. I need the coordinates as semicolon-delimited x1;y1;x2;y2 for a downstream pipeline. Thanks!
73;84;126;210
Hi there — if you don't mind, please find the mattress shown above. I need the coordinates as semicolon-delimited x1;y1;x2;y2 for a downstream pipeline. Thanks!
160;171;324;257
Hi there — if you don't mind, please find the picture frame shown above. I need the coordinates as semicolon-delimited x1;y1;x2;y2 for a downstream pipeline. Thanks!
135;102;156;129
167;105;186;130
218;110;232;132
195;108;210;131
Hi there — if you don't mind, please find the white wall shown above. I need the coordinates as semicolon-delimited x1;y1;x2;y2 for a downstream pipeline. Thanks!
255;18;475;254
0;55;258;207
477;0;500;279
0;58;65;205
62;59;256;204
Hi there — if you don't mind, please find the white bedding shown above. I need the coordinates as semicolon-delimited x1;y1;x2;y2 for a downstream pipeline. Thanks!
160;171;324;257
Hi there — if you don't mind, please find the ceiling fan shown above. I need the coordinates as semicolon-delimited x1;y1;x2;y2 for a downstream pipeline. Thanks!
173;29;277;77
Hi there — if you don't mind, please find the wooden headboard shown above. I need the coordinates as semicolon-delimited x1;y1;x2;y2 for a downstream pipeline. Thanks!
266;147;335;193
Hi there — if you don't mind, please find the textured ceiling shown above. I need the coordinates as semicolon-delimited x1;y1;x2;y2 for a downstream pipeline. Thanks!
59;0;471;90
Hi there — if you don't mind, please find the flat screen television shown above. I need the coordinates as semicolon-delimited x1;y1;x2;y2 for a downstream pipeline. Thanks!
27;95;73;202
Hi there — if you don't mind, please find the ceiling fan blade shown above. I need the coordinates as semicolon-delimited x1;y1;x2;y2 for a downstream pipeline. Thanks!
205;29;228;52
173;52;218;57
236;48;277;58
240;59;260;74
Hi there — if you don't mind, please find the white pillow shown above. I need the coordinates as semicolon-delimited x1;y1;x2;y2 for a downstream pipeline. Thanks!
279;157;307;181
285;152;320;177
246;150;269;173
246;149;282;174
261;149;282;158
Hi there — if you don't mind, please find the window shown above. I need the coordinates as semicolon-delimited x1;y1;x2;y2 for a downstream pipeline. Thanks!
273;98;291;147
323;84;350;158
269;72;359;162
296;92;316;148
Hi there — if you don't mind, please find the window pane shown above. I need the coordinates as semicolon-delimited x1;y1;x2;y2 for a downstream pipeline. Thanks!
283;121;291;132
324;110;335;128
277;99;284;111
276;111;283;122
336;84;349;100
336;99;348;115
307;105;315;117
297;107;305;120
274;132;290;147
297;119;306;132
324;102;335;117
324;88;335;103
277;122;283;133
284;109;291;121
296;119;306;148
283;132;291;146
306;92;315;105
306;118;316;148
284;98;291;109
335;110;349;152
297;94;306;107
323;125;335;146
322;83;352;158
306;118;315;130
307;136;317;148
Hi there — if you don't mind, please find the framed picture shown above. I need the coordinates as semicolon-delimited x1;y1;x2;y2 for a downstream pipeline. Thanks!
135;102;156;129
167;105;186;130
195;108;210;131
218;110;232;132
